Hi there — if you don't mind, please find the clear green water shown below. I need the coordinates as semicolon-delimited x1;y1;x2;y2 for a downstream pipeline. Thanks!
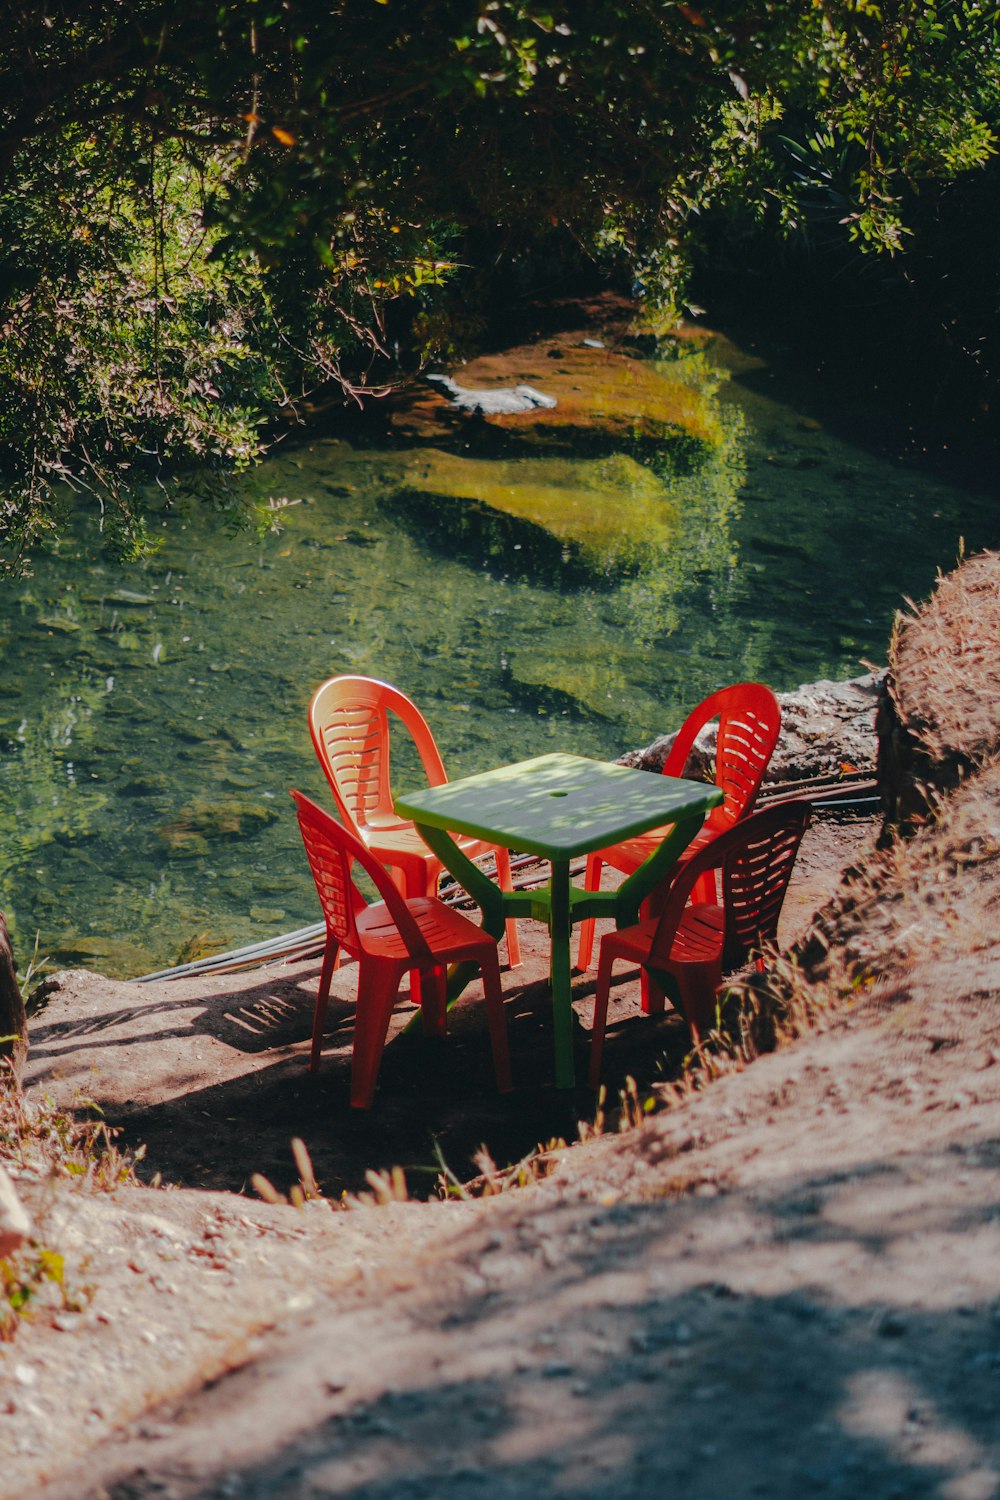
1;333;996;977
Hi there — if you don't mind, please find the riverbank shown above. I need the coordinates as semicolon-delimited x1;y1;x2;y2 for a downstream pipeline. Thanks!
3;553;1000;1497
16;674;879;1202
3;290;994;987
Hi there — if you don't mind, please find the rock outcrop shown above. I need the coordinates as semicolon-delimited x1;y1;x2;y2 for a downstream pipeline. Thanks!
425;374;557;414
389;314;724;460
620;672;882;785
877;549;1000;836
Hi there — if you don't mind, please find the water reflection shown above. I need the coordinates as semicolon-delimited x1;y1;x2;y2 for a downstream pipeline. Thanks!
0;335;996;976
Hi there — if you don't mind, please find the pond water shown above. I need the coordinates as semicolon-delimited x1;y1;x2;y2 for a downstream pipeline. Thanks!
1;329;996;978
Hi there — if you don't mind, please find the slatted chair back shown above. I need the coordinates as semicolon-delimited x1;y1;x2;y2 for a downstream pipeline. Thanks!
662;682;782;834
292;789;366;952
721;800;813;968
309;675;447;838
647;799;812;972
291;789;431;961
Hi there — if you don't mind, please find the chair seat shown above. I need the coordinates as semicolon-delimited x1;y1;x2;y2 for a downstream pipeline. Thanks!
608;814;724;876
605;903;724;970
357;896;497;963
366;823;499;865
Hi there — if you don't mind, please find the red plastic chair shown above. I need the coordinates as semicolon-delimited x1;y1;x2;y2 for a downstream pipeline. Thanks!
292;790;512;1109
309;675;521;967
589;800;811;1087
576;683;781;973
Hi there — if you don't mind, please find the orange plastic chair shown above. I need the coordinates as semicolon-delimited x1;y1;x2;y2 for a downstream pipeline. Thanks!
576;683;781;974
309;675;521;967
292;790;512;1109
589;800;811;1087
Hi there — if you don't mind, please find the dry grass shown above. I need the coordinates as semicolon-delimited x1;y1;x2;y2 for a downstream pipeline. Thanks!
891;548;1000;765
0;1079;143;1192
673;551;1000;1090
0;1073;144;1337
675;750;1000;1105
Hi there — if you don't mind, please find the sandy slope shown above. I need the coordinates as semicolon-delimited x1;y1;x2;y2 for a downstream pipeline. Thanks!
5;760;1000;1500
18;914;1000;1500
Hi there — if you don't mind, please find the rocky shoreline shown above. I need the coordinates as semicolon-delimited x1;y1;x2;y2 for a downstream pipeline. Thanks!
624;670;883;786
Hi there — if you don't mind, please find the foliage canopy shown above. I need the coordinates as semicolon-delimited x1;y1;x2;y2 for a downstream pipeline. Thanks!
0;1;997;567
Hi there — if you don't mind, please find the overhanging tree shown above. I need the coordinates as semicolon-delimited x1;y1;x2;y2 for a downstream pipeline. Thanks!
0;1;996;570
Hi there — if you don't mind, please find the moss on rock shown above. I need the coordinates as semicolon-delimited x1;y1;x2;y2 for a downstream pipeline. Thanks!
384;319;742;591
386;449;678;582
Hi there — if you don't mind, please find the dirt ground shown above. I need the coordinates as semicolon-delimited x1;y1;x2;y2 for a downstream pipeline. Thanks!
4;781;1000;1500
18;813;869;1204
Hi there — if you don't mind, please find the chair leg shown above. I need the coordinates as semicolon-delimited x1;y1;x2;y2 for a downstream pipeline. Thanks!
350;960;403;1109
494;845;521;968
419;964;448;1038
309;939;339;1072
480;954;512;1093
400;864;438;1011
675;961;722;1040
575;853;604;972
640;966;667;1015
588;944;617;1089
636;896;665;1014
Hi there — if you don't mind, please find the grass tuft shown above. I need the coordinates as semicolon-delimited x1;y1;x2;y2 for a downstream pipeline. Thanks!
1;1068;144;1337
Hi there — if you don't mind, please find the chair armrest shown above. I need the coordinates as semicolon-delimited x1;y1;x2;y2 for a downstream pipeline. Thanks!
645;832;728;967
345;830;436;959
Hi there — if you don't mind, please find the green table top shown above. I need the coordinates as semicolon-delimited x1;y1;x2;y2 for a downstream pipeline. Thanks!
395;752;723;861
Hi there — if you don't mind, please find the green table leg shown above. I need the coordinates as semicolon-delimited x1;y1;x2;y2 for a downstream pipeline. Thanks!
402;822;508;1022
548;857;576;1089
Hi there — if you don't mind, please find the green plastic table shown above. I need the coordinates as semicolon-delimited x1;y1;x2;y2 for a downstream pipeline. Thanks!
395;752;723;1088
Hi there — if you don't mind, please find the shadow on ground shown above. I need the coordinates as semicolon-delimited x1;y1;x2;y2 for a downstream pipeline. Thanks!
24;815;874;1203
27;940;695;1202
59;1138;1000;1500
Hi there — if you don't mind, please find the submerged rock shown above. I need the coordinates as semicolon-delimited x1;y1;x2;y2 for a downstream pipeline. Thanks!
386;449;678;583
157;796;279;857
37;616;82;634
504;640;665;726
44;933;159;975
425;374;557;414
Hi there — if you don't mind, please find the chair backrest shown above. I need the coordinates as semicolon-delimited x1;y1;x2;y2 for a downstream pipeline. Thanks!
720;800;811;968
649;800;811;971
308;675;448;836
291;790;431;958
662;683;781;833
